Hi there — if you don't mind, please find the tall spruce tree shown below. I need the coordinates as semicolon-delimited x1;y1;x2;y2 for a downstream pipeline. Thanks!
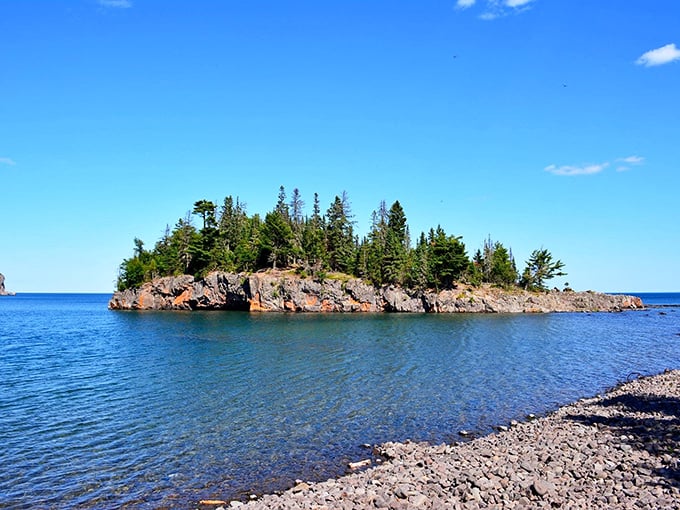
302;192;326;272
325;195;356;274
260;210;293;269
428;226;469;289
365;201;389;284
383;200;409;285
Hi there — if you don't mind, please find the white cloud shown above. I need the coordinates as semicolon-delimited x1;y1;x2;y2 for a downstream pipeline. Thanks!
458;0;536;20
98;0;132;8
617;155;644;165
0;157;16;166
615;155;644;172
456;0;476;8
545;162;609;176
505;0;534;6
546;155;644;176
479;11;499;20
636;43;680;67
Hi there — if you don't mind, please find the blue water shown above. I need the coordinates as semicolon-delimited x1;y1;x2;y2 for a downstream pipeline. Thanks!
1;293;679;509
628;292;680;306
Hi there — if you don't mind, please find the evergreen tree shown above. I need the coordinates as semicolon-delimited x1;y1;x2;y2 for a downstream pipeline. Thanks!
289;188;304;226
520;248;566;290
114;185;568;294
406;232;430;289
489;242;518;286
218;196;247;252
365;201;389;284
383;200;409;284
153;225;181;276
428;226;469;289
301;193;326;272
260;210;294;269
471;237;518;286
234;214;261;271
325;195;356;274
288;188;305;265
275;185;290;221
192;200;217;230
172;213;200;273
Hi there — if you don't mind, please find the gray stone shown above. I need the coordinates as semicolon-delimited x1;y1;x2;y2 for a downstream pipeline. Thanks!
531;479;554;497
108;271;645;313
0;273;15;296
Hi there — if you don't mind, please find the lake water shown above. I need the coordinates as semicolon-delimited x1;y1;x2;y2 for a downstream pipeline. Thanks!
1;293;679;508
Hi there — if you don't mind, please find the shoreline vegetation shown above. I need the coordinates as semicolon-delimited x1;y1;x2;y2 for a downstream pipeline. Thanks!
202;369;680;509
111;187;642;312
115;187;569;296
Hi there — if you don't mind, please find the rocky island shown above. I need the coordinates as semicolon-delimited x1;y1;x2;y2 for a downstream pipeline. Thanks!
108;270;643;312
112;189;645;314
0;273;15;296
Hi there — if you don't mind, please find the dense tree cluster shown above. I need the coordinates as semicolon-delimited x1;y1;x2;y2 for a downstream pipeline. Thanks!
116;187;565;292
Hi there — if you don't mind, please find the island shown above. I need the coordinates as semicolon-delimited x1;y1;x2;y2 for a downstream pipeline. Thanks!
110;187;643;312
0;273;15;296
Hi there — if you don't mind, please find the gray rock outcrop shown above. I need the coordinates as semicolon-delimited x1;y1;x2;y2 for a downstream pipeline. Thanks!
108;271;644;313
0;273;15;296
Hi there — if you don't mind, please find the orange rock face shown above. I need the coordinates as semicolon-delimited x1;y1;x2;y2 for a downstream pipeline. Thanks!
249;292;266;312
173;289;191;307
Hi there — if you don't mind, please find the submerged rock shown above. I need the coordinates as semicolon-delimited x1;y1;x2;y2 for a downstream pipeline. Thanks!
109;270;644;313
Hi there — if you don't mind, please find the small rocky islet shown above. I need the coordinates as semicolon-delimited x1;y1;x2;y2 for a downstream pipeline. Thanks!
201;370;680;510
0;273;15;296
108;270;643;313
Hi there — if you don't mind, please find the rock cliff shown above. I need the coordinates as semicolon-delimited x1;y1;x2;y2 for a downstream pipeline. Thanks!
0;273;15;296
108;271;643;313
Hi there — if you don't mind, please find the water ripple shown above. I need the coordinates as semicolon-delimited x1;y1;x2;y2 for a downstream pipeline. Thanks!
1;296;679;508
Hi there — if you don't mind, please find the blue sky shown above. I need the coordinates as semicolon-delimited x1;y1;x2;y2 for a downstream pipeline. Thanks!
1;0;679;293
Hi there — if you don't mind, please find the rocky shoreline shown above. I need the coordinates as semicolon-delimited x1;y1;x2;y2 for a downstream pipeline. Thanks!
109;270;643;313
202;370;680;509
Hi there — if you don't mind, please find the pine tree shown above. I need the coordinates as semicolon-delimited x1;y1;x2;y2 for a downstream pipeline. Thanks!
428;226;469;289
520;248;566;290
325;195;356;274
302;193;326;272
383;200;409;284
365;201;389;284
260;210;294;269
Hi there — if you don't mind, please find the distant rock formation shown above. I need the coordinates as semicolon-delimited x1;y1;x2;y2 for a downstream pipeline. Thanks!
0;273;15;296
109;271;644;313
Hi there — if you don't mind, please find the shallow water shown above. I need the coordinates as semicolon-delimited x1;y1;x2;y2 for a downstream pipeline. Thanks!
1;293;679;508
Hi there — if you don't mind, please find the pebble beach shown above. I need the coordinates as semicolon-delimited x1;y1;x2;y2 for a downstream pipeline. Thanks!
206;369;680;509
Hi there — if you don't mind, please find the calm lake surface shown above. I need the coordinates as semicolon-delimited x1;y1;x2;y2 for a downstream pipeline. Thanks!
1;292;679;508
